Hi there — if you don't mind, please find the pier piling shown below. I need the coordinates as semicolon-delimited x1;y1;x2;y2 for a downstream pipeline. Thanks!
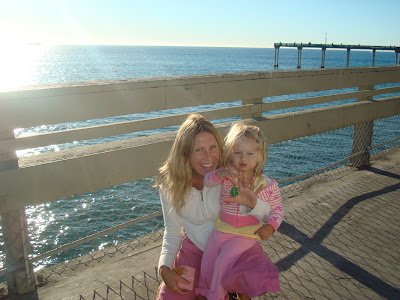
274;45;280;67
297;46;302;68
321;47;326;68
346;48;351;67
372;49;376;66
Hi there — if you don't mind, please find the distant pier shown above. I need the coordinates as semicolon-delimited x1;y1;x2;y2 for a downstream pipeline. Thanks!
274;42;400;68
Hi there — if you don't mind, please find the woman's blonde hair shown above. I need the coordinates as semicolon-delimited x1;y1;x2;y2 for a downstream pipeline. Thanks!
222;122;268;177
156;114;223;214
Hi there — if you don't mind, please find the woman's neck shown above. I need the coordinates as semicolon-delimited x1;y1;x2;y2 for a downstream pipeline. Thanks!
192;174;204;190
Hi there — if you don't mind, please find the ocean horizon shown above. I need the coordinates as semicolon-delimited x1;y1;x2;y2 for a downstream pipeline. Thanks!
1;45;398;91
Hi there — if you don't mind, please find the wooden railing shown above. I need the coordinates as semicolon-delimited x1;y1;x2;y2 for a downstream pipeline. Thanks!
0;65;399;296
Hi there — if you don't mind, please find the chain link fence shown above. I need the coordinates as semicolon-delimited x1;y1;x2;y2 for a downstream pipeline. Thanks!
1;112;399;298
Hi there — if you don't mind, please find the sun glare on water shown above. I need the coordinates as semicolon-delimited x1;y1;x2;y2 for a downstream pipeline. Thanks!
0;31;48;91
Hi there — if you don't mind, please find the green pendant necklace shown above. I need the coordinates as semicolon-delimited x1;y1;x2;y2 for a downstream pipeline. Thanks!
230;186;239;197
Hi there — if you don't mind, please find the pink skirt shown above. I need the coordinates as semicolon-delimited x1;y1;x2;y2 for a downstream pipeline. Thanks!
157;235;279;300
223;241;280;297
157;236;203;300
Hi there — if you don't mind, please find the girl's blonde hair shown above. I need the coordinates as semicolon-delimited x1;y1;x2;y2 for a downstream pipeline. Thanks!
156;114;223;214
222;122;268;177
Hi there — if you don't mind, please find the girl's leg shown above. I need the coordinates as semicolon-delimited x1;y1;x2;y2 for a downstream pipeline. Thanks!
196;230;223;297
222;242;280;298
207;232;256;300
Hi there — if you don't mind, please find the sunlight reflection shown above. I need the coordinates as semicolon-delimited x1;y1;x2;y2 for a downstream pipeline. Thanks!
0;44;50;90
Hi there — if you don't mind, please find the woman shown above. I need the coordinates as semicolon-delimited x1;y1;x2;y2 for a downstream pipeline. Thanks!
156;114;279;300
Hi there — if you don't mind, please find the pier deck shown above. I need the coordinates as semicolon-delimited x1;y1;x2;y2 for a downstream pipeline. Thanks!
35;148;400;300
274;42;399;51
273;42;400;68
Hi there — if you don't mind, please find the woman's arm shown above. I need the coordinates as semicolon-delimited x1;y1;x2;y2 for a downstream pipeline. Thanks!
158;187;184;272
158;187;191;295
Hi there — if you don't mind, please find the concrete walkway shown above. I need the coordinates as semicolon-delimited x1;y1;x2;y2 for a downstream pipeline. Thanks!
35;149;400;300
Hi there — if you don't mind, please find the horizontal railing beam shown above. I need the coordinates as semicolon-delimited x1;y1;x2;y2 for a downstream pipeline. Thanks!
14;85;400;151
256;96;399;145
14;105;252;150
259;85;400;112
1;66;399;129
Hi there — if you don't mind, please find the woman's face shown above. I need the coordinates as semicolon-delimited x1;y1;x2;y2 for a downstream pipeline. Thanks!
189;132;220;179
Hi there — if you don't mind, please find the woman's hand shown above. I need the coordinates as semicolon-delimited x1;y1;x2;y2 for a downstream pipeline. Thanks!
224;173;264;209
160;265;190;295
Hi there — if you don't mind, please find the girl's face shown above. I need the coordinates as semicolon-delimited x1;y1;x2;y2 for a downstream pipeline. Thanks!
231;136;259;177
189;132;220;179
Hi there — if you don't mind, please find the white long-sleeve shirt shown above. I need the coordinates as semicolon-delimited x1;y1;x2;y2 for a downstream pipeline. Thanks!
158;185;271;271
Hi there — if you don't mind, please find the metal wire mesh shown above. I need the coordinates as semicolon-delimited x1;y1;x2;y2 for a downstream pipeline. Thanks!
29;179;163;272
0;114;399;298
255;158;400;299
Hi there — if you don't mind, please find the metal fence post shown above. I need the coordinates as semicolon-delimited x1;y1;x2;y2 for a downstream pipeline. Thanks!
350;85;374;168
0;127;37;297
1;209;37;296
241;98;263;120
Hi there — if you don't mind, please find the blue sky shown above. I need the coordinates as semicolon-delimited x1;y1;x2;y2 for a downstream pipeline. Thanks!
1;0;399;47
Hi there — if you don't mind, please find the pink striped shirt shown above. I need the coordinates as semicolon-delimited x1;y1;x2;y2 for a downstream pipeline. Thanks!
204;169;284;231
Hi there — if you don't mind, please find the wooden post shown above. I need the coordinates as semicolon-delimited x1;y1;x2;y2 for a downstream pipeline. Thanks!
0;127;37;296
241;98;263;120
0;128;18;172
1;209;37;296
350;85;374;168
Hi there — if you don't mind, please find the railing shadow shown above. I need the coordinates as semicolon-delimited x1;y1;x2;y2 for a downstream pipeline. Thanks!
274;167;400;299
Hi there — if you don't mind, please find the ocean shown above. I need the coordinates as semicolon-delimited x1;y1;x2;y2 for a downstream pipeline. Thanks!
1;45;397;90
1;45;399;273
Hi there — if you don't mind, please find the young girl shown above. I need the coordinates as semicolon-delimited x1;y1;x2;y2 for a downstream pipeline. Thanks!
196;122;283;300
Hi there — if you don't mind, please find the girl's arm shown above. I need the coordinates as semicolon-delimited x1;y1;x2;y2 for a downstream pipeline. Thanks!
257;179;284;232
253;179;283;240
204;169;221;186
204;168;237;187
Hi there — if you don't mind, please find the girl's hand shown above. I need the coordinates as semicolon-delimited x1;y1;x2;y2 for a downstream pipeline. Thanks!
215;168;237;183
224;173;264;209
254;224;275;240
159;266;190;295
